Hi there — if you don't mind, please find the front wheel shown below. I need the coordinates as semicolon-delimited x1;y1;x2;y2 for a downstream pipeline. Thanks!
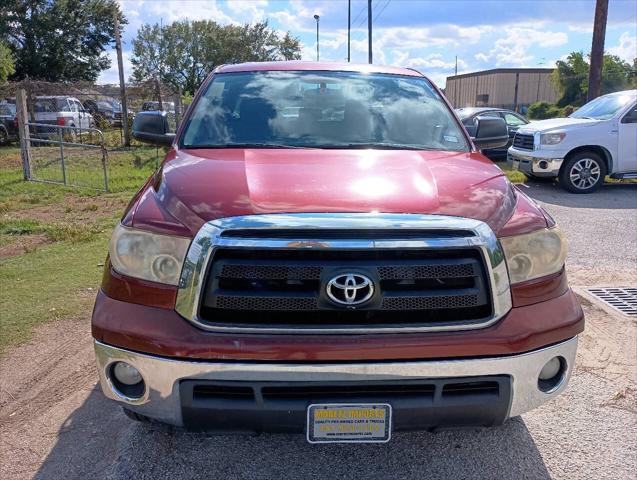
559;152;606;193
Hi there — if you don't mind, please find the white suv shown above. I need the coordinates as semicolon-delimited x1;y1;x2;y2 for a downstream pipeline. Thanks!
508;90;637;193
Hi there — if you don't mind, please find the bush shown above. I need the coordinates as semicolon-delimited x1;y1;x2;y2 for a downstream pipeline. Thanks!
527;102;564;120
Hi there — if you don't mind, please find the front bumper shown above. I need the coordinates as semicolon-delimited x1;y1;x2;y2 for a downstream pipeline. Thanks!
507;148;565;177
95;336;578;430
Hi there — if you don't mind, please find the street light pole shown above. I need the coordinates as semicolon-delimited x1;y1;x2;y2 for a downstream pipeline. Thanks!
314;14;320;61
347;0;351;62
367;0;372;64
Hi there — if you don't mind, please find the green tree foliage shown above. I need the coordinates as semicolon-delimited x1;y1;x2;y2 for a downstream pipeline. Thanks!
131;20;302;94
526;101;565;120
1;0;124;82
551;51;636;107
0;41;16;82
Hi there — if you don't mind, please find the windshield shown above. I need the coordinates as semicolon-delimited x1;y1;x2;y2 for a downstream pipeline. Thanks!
570;93;636;120
0;104;16;116
181;71;469;151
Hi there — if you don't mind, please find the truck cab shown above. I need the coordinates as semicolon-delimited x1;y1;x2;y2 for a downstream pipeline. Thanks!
508;90;637;193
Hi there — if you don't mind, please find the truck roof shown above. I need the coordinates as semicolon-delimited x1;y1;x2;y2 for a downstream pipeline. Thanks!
216;61;424;78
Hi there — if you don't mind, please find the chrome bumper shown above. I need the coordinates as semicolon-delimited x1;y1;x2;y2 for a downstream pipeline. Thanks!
95;337;578;427
507;151;563;177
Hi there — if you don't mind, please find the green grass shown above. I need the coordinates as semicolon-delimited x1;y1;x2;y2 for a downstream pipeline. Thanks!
0;144;160;353
0;233;111;352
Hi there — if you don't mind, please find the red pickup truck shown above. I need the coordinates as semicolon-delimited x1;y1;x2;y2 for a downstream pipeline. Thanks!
93;61;583;443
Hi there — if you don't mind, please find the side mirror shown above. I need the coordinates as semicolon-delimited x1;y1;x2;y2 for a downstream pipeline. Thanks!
471;117;509;150
132;111;175;146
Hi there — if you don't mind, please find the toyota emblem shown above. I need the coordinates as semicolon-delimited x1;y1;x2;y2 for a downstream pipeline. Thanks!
326;273;374;306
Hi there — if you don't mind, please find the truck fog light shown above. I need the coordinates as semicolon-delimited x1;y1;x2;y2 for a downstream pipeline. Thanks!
112;361;142;385
538;160;549;169
538;356;566;393
110;362;146;399
539;357;561;380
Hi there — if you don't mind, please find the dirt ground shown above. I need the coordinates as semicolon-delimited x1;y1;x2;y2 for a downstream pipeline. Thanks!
0;182;636;480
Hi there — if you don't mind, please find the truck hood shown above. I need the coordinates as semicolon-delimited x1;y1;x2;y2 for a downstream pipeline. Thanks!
136;148;517;236
519;117;599;133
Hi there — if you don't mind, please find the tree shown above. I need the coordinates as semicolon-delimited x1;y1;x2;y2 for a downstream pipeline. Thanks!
0;41;15;82
552;51;635;106
1;0;124;82
131;20;302;95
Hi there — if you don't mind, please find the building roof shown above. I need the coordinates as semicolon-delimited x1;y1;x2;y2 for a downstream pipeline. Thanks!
447;68;555;81
216;61;423;77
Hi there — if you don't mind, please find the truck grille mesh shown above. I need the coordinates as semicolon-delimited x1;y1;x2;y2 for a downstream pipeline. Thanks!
512;133;534;150
199;247;492;329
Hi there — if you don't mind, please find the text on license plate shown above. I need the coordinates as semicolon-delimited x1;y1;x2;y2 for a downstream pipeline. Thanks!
306;403;392;444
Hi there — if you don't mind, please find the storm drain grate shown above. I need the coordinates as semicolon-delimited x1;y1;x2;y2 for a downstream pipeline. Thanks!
586;288;637;316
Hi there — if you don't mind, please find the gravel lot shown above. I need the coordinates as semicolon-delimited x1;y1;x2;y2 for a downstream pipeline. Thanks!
1;182;636;480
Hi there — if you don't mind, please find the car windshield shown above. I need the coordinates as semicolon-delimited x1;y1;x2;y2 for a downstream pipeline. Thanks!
181;71;469;151
570;93;636;120
0;104;16;116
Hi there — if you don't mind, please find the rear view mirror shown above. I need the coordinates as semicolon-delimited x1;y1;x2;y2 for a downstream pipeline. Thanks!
471;117;509;150
132;111;175;146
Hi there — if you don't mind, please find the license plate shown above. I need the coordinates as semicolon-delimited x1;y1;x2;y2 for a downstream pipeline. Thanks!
306;403;392;444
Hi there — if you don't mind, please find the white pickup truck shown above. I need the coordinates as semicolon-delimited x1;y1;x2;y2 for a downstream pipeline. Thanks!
508;89;637;193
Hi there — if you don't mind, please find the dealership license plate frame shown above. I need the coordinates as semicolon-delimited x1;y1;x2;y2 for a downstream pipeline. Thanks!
306;403;392;444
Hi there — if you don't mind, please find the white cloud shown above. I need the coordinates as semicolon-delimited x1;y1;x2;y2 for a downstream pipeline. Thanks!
97;49;133;85
608;32;637;62
479;27;568;67
226;0;268;23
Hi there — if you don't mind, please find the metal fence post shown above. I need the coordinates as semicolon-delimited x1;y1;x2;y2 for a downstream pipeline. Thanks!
16;89;32;180
58;126;67;185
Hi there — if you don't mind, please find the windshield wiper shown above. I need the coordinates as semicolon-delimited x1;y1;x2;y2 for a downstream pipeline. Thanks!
185;143;310;149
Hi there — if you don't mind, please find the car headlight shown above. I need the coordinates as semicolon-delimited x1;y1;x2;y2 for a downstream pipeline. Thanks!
500;227;567;284
540;132;566;145
109;224;191;285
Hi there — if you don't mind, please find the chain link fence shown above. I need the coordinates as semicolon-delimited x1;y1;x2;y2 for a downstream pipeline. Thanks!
1;80;186;191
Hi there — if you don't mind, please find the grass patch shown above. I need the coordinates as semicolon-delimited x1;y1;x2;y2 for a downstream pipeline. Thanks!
0;233;111;353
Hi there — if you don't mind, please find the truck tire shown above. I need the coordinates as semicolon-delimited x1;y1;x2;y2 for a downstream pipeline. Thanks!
559;151;606;193
0;127;8;145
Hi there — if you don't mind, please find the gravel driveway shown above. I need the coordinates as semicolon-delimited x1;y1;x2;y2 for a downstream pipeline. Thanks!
1;182;635;480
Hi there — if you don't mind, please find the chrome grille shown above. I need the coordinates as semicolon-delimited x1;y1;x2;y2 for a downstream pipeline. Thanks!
175;213;513;334
512;133;534;150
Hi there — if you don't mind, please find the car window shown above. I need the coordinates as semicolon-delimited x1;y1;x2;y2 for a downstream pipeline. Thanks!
0;104;16;116
503;113;526;126
35;99;58;112
570;93;636;120
621;103;637;124
181;71;469;152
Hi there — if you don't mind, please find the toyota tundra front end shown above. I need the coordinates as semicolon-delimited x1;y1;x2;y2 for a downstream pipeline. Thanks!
92;61;583;442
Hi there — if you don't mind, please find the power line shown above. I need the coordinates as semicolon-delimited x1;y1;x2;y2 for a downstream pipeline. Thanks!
373;0;391;23
351;2;366;26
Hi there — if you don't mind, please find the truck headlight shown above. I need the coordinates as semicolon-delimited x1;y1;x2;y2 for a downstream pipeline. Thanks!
540;132;566;145
500;227;567;284
109;224;191;285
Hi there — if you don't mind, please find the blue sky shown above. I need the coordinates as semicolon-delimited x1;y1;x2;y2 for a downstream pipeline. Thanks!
101;0;637;87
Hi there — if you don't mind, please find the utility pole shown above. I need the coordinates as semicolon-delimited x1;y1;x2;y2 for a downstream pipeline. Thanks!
367;0;372;64
314;14;320;61
113;10;130;147
347;0;351;62
588;0;608;101
454;56;458;106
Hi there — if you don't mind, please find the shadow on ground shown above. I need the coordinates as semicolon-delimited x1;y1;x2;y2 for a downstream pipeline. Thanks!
35;386;551;480
522;182;637;209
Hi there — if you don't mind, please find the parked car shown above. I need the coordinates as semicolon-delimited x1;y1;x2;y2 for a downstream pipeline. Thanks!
93;61;582;441
456;107;529;159
83;98;124;127
508;89;637;193
33;96;94;137
0;102;18;145
140;101;175;113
